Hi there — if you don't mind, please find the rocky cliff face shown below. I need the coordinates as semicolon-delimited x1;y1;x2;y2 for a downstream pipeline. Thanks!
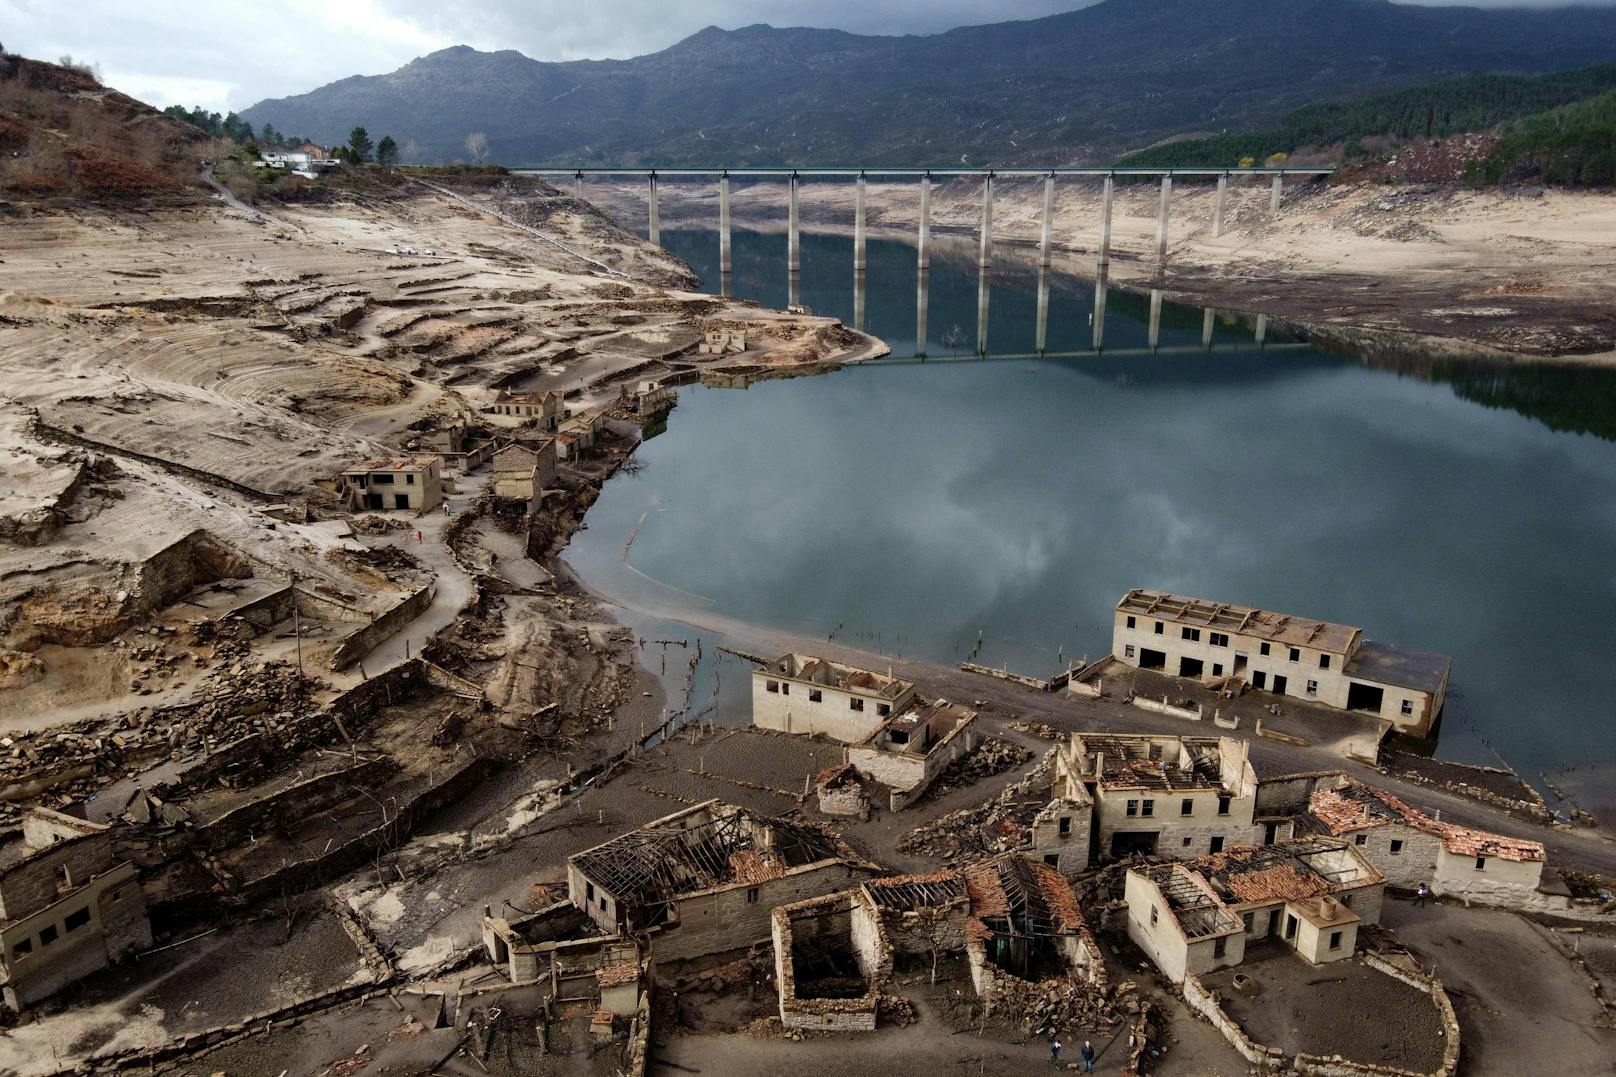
241;0;1616;167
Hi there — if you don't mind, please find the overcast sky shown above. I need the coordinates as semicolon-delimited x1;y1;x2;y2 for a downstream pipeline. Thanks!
4;0;1611;114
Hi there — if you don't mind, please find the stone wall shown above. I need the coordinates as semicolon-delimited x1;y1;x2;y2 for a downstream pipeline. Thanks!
194;757;396;851
657;861;869;963
219;583;296;638
0;832;115;919
1130;695;1203;722
329;584;436;671
1181;972;1287;1070
135;529;255;613
772;890;888;1032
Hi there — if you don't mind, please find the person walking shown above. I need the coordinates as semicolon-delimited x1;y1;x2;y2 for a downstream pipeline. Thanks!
1050;1038;1062;1066
416;529;423;544
1414;882;1430;907
1081;1040;1096;1072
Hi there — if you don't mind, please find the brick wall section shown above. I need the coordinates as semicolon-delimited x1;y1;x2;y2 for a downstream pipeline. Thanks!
220;584;296;638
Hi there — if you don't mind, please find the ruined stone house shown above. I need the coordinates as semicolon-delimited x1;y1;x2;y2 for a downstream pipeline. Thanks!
1111;589;1450;735
771;856;1103;1033
566;801;872;962
1125;837;1384;984
1302;777;1546;905
421;424;499;473
489;439;557;502
844;698;978;810
340;455;444;513
0;808;152;1009
961;853;1105;1012
1060;733;1261;864
752;653;916;742
771;888;891;1032
485;389;564;431
623;378;675;414
698;329;748;355
556;408;607;460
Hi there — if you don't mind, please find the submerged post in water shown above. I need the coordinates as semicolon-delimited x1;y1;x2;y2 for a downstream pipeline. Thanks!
718;173;732;276
1213;173;1228;239
788;173;800;273
1035;265;1051;354
854;173;867;272
1155;175;1173;268
1148;289;1163;350
916;267;930;356
1039;173;1056;269
978;174;994;271
1255;313;1269;345
1098;176;1115;270
1202;308;1216;349
648;173;660;245
917;175;932;271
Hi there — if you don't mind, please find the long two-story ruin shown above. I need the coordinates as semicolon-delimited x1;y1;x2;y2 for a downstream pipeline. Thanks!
1111;589;1450;735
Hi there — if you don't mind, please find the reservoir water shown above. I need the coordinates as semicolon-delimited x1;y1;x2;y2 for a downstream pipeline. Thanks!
565;226;1616;818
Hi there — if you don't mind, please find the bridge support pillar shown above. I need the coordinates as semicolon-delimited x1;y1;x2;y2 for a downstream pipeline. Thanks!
1092;265;1108;351
1039;174;1055;268
1154;175;1172;269
854;270;866;331
1256;314;1269;345
788;174;800;273
718;174;732;276
854;174;867;272
574;172;583;202
917;176;932;270
1212;173;1228;238
978;174;994;271
916;268;929;355
648;174;659;246
1035;266;1050;353
1097;176;1114;270
1270;174;1284;213
1202;308;1216;349
1148;289;1163;350
976;270;991;355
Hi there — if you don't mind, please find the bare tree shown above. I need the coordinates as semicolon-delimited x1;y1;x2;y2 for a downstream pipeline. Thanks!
465;132;489;164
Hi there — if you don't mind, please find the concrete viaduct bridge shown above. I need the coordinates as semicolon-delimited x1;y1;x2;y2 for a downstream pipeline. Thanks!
514;166;1335;354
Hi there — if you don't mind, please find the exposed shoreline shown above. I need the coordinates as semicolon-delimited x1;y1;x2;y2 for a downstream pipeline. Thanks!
587;177;1616;363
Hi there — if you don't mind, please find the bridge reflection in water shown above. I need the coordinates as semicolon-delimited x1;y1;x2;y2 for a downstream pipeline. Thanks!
871;262;1285;362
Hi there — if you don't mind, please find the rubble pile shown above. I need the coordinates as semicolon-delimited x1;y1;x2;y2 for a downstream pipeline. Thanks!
899;757;1053;860
924;738;1032;799
987;972;1126;1036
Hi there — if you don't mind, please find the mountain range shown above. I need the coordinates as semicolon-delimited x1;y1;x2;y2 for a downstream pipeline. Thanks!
240;0;1616;166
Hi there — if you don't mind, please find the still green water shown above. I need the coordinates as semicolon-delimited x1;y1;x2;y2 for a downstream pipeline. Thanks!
564;226;1616;817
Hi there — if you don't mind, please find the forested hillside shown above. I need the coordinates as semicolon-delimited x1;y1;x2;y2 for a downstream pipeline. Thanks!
1467;89;1616;187
1120;65;1616;170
